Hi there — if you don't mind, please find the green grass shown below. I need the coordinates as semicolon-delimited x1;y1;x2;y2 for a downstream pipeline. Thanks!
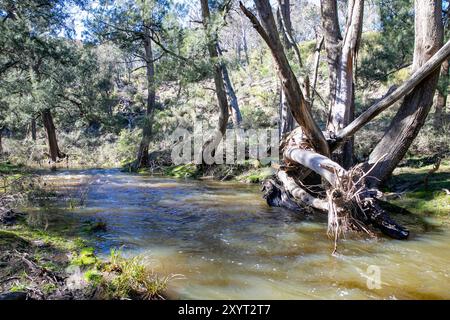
0;230;31;250
388;161;450;216
0;160;34;193
4;225;86;251
71;247;98;266
94;249;172;300
0;161;25;174
1;224;171;300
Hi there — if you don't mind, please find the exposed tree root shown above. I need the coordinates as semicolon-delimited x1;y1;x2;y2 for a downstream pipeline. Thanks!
263;130;409;253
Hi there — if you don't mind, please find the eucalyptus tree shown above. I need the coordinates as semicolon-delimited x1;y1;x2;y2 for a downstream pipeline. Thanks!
240;0;448;248
365;0;444;185
200;0;229;155
277;0;296;138
201;0;242;132
320;0;364;169
87;0;175;169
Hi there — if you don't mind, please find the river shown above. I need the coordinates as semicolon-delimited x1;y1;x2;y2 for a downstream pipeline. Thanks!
27;168;450;299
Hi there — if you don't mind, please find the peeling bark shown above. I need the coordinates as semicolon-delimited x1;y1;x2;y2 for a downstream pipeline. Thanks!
321;0;364;168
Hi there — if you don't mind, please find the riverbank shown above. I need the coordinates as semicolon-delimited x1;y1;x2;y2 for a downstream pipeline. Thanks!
0;162;170;300
0;222;170;300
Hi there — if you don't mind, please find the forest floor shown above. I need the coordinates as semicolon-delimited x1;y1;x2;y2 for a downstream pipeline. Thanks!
1;157;449;299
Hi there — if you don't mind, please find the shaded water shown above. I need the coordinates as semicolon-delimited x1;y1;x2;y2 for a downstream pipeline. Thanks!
30;169;450;299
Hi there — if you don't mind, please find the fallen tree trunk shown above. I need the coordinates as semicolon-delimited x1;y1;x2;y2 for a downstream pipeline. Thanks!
264;130;409;245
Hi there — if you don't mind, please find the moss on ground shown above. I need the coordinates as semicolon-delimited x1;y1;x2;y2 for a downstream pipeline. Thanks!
1;221;169;300
387;160;450;216
164;163;199;178
235;167;275;183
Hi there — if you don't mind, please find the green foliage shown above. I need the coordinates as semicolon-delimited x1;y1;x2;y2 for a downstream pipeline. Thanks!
84;269;103;285
359;0;414;85
237;167;275;184
116;129;141;165
0;161;24;174
391;191;450;216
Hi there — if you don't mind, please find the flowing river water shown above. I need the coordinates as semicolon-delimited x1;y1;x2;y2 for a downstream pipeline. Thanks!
27;169;450;299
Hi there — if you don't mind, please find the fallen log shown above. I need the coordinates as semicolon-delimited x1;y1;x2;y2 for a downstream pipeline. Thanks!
264;130;409;250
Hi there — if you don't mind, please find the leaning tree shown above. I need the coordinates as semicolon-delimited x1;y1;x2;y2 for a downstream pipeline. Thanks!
239;0;449;252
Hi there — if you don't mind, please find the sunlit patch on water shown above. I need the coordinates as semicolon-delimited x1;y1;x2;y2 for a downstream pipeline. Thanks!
26;168;450;299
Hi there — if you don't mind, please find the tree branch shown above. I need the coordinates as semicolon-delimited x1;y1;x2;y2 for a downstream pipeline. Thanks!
335;39;450;143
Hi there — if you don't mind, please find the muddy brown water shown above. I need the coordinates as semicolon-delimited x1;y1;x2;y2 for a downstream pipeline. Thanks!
26;169;450;299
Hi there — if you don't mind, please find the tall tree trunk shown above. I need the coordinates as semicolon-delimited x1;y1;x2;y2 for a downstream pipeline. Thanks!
217;45;243;127
31;118;36;141
276;0;293;50
241;20;250;66
367;0;443;186
41;109;65;162
310;35;324;109
321;0;364;169
279;79;295;138
320;0;342;110
240;0;329;156
433;58;449;129
0;127;3;155
135;29;156;169
276;0;298;138
200;0;230;159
